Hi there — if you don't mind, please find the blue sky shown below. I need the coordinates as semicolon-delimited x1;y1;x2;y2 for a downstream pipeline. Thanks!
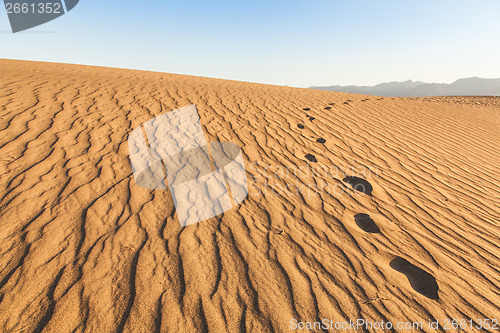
1;0;500;87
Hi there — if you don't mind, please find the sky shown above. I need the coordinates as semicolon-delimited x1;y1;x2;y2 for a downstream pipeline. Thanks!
1;0;500;87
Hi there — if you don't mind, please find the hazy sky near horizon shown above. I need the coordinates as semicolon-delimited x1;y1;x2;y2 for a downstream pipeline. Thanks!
1;0;500;87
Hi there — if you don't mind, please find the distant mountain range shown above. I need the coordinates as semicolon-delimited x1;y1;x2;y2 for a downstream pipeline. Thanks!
310;77;500;97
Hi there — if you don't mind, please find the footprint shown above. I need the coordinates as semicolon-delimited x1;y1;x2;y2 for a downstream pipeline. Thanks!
354;213;380;233
305;154;317;162
390;257;439;300
324;106;332;110
297;124;305;129
303;107;311;111
346;180;438;302
343;176;373;195
316;138;326;144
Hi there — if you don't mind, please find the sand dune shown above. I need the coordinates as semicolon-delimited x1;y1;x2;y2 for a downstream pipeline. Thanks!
0;59;499;332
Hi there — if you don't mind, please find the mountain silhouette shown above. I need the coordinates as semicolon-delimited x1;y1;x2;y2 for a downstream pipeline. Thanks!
310;77;500;97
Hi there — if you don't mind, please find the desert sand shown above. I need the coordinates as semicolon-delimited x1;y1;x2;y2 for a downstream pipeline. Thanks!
0;59;499;332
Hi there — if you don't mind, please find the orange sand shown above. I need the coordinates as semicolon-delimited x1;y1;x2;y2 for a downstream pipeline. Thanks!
0;59;499;332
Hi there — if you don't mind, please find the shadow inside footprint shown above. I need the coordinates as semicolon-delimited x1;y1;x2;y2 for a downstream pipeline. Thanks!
390;257;439;300
316;138;326;143
343;176;373;195
309;117;316;121
303;108;311;111
297;124;305;129
324;106;332;110
305;154;317;162
354;214;380;233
